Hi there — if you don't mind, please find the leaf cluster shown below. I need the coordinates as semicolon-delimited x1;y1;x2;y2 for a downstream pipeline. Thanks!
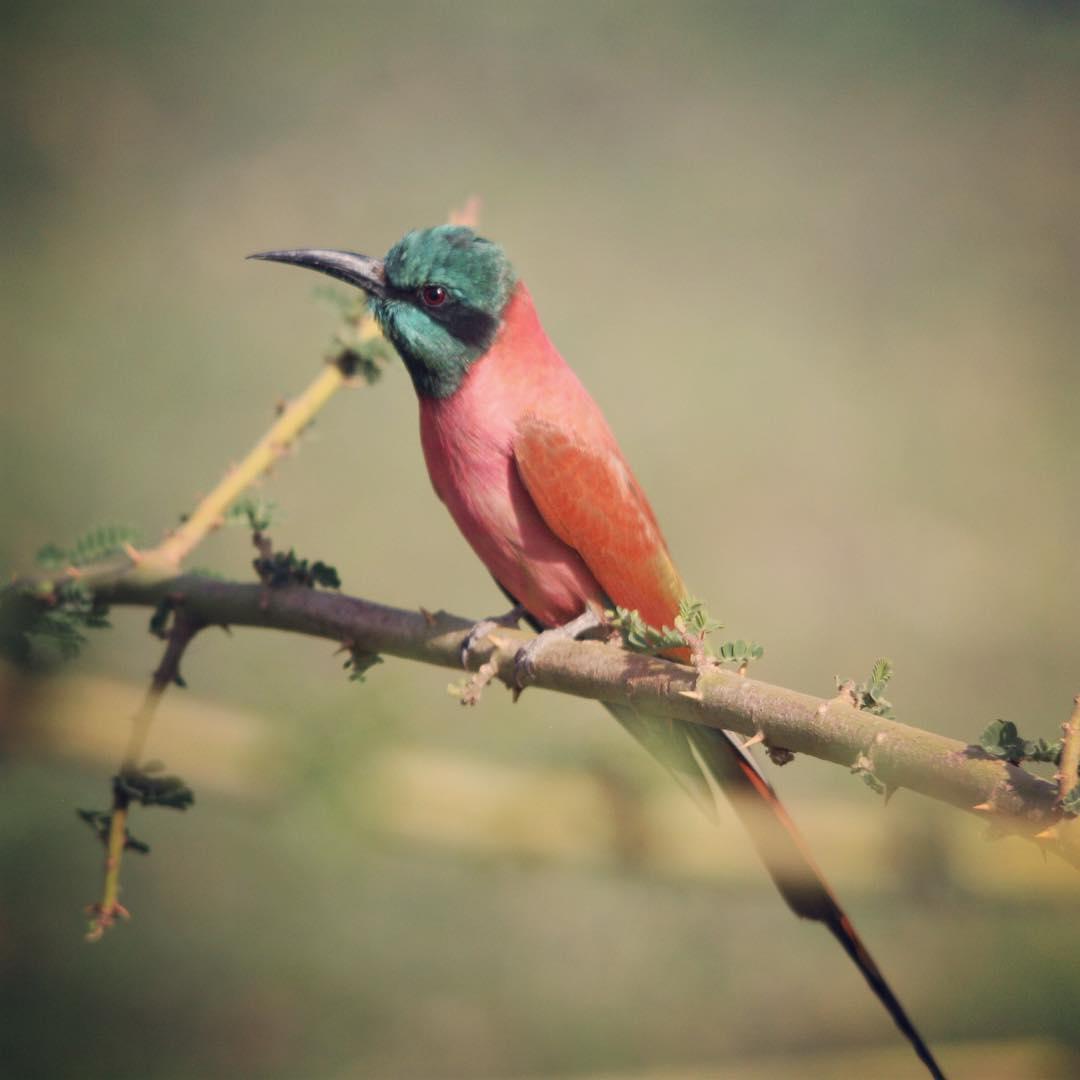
609;598;763;668
334;346;386;386
0;525;141;668
317;285;392;385
115;764;195;811
343;646;383;683
253;548;341;590
840;658;895;719
35;525;140;570
609;606;686;653
225;496;277;533
0;579;110;669
675;598;721;638
978;719;1062;766
716;639;766;665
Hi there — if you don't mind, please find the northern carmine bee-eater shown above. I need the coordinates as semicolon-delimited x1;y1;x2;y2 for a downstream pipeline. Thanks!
251;226;946;1079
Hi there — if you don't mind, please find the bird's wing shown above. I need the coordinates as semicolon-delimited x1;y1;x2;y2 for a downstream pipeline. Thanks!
512;413;685;632
513;412;719;807
512;412;946;1080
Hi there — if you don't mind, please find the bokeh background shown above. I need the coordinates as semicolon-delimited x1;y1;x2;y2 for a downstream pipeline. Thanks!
2;2;1079;1077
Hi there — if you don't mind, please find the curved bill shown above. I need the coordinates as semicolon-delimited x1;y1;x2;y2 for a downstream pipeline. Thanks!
247;248;387;297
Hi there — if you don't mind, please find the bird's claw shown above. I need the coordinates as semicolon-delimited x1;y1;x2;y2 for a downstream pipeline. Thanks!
460;619;498;668
511;607;606;699
460;605;525;668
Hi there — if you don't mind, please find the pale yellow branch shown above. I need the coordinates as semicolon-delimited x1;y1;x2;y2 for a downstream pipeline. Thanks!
149;318;380;573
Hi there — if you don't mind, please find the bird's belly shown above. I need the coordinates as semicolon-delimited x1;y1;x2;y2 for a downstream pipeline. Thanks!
426;438;604;628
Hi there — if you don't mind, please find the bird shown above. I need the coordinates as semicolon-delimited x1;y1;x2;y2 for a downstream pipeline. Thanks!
250;225;946;1079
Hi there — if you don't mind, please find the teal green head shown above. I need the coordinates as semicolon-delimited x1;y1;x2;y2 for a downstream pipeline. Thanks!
249;226;517;398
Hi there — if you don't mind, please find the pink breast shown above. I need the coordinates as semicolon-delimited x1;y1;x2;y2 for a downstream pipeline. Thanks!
417;286;606;626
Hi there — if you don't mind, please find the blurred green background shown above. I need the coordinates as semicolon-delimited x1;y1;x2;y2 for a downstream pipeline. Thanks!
2;1;1079;1077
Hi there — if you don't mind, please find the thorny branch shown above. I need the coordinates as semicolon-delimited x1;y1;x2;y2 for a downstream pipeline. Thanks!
9;200;483;936
100;574;1080;871
85;606;205;941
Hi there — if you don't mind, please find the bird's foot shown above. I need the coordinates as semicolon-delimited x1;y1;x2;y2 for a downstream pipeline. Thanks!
513;608;606;700
460;604;526;668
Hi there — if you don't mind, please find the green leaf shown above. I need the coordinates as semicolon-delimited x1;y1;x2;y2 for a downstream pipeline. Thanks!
335;347;384;385
344;648;383;683
115;769;195;811
869;657;893;689
976;719;1063;765
979;719;1026;761
717;639;765;665
33;525;140;573
1062;785;1080;815
1;580;112;670
69;525;141;567
608;607;682;654
225;496;277;533
677;597;721;636
311;561;341;589
253;546;341;590
34;542;69;570
839;658;896;719
1023;737;1062;764
610;602;762;667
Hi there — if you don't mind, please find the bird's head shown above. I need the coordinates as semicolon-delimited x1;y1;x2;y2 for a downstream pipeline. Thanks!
250;226;517;398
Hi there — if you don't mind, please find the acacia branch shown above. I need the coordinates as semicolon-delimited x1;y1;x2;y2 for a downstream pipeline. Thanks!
103;574;1080;870
86;606;205;941
149;358;362;571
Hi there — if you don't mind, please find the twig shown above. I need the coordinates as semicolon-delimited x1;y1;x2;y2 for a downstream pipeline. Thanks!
18;352;365;595
101;574;1079;869
85;608;205;941
149;354;369;572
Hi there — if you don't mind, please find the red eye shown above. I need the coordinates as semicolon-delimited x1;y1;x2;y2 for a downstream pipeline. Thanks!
421;284;447;307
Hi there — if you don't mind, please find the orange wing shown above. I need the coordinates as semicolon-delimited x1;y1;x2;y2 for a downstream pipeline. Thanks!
513;414;685;631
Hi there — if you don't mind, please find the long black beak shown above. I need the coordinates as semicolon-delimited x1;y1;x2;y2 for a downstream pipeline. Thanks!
247;248;387;298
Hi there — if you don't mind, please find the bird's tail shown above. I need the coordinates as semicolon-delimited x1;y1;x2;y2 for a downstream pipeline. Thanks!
606;704;946;1080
